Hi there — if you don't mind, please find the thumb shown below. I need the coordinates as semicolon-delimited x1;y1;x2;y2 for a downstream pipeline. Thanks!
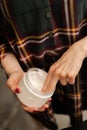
6;78;20;93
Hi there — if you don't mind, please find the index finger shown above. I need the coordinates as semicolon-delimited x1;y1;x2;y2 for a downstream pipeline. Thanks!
42;67;59;93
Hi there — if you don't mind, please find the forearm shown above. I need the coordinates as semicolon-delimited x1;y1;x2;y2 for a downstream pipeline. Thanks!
74;36;87;58
1;53;23;76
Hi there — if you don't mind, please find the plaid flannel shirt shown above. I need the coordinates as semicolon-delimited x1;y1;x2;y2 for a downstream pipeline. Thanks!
0;0;87;127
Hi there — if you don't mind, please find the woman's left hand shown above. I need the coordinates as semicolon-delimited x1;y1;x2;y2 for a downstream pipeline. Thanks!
22;98;51;112
42;37;87;93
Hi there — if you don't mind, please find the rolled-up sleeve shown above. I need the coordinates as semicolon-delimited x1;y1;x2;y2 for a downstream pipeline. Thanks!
0;36;7;61
0;35;12;61
0;4;14;62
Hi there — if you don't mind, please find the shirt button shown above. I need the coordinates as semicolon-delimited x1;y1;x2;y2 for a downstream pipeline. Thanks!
45;11;51;18
49;32;54;38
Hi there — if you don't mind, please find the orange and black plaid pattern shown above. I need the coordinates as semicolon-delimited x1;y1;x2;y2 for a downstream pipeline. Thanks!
0;0;87;129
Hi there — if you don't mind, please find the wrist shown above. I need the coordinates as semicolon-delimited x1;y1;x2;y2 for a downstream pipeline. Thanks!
81;36;87;57
8;68;24;77
1;53;24;76
76;36;87;58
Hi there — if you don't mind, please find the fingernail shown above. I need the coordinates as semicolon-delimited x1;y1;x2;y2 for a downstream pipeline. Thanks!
49;98;52;101
33;110;38;112
45;105;49;109
33;109;38;112
15;88;20;93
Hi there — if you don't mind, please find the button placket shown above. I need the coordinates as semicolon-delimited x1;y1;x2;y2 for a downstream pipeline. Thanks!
45;11;51;18
49;32;54;38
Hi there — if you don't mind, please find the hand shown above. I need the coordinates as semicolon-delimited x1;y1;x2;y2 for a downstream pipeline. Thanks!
6;70;51;113
22;98;51;113
42;37;87;93
6;70;25;92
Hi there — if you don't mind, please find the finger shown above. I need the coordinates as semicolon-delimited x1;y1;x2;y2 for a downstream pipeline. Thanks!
38;104;49;112
60;78;67;86
6;79;17;93
37;98;52;111
66;68;77;85
42;66;59;93
42;76;58;93
58;69;68;86
15;87;21;93
38;100;51;111
42;72;53;92
67;76;75;84
22;105;38;113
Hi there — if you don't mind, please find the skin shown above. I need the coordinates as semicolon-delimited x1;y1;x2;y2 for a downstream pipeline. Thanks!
1;36;87;112
1;53;50;113
42;36;87;93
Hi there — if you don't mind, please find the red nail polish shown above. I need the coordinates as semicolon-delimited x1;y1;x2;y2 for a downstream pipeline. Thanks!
33;110;38;112
15;88;20;93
